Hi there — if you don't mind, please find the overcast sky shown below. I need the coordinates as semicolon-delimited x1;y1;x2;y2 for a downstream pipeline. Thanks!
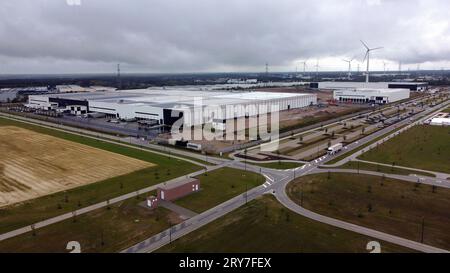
1;0;450;74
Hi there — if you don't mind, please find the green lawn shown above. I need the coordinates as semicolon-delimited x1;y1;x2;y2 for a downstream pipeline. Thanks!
322;161;435;177
359;125;450;173
159;195;413;253
0;117;201;234
0;197;175;253
250;161;304;170
324;123;409;165
287;173;450;250
174;167;264;213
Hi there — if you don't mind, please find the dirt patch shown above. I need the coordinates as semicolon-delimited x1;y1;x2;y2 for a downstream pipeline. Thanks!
0;126;154;207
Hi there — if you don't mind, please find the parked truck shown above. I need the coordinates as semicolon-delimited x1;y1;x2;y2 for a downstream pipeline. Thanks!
327;143;343;155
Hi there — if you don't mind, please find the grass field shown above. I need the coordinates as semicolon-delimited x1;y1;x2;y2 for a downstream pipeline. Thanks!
175;167;264;213
321;161;435;177
287;173;450;250
359;125;450;173
249;161;303;170
324;123;409;165
0;117;201;234
0;197;176;253
0;126;153;207
159;195;413;253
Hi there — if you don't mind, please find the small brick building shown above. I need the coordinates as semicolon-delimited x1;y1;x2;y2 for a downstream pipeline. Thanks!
158;177;200;201
147;177;201;209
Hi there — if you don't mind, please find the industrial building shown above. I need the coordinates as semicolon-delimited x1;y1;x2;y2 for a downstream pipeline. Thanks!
310;81;428;92
26;89;317;127
429;112;450;126
333;88;410;104
146;177;201;209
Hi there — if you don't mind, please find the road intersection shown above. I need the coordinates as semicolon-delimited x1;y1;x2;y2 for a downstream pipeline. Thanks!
0;98;449;253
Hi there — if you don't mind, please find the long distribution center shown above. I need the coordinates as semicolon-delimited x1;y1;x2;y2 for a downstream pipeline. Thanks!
27;89;317;127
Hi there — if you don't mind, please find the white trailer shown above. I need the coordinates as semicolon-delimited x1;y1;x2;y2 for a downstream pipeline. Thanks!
187;142;202;151
327;143;343;155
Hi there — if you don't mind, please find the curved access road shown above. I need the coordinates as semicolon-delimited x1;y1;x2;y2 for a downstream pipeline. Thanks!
273;176;449;253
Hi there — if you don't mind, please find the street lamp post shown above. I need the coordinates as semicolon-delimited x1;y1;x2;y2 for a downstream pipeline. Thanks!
301;187;304;207
421;218;425;243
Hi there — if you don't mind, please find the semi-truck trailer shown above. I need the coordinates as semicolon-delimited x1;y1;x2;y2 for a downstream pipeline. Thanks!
327;143;343;155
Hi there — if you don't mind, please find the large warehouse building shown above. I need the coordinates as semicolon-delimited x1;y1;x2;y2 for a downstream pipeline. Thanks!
333;88;410;104
310;81;428;92
27;89;317;127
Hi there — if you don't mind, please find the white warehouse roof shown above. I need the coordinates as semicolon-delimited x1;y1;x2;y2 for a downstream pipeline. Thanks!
28;89;318;126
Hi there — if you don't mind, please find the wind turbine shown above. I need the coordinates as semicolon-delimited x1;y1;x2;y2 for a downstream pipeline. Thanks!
342;57;355;80
383;61;387;75
300;60;308;73
361;40;383;83
315;59;320;80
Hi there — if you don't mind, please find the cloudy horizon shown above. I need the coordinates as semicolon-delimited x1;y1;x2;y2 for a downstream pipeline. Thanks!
1;0;450;74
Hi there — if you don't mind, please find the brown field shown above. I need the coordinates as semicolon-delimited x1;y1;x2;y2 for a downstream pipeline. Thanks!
0;126;154;207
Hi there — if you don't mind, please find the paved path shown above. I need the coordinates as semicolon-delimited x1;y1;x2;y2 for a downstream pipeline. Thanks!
313;168;450;189
273;182;448;253
123;101;450;253
159;201;198;219
121;169;291;253
0;112;228;166
324;99;450;168
352;159;450;179
1;98;449;253
0;166;222;242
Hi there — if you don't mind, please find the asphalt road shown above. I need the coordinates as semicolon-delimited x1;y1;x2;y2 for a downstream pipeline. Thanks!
122;99;450;253
1;98;449;253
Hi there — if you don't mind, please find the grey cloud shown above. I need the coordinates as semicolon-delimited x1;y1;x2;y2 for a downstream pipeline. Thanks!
0;0;449;73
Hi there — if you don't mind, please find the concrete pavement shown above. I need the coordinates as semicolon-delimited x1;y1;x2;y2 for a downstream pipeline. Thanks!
0;166;224;242
273;182;448;253
1;98;449;253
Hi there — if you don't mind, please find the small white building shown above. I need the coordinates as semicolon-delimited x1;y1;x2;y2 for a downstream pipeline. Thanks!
311;81;428;92
333;88;410;104
430;118;450;126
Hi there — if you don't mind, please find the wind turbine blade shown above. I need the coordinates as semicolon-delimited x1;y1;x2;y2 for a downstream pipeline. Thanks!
360;40;369;50
362;51;369;63
370;47;383;51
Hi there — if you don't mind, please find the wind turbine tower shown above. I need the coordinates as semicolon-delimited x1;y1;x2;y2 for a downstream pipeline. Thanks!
342;58;354;80
301;60;308;73
361;40;383;83
117;63;121;89
315;59;320;80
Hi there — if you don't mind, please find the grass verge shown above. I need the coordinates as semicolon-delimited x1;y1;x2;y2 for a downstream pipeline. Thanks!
0;117;201;234
321;161;435;177
249;161;304;170
159;195;414;253
359;125;450;174
287;173;450;250
174;167;264;213
0;197;176;253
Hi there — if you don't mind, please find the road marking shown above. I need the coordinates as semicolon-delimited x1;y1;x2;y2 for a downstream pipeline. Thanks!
263;174;274;183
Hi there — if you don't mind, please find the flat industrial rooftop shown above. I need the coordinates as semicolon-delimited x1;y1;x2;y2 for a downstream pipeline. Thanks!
0;126;154;207
45;89;315;108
